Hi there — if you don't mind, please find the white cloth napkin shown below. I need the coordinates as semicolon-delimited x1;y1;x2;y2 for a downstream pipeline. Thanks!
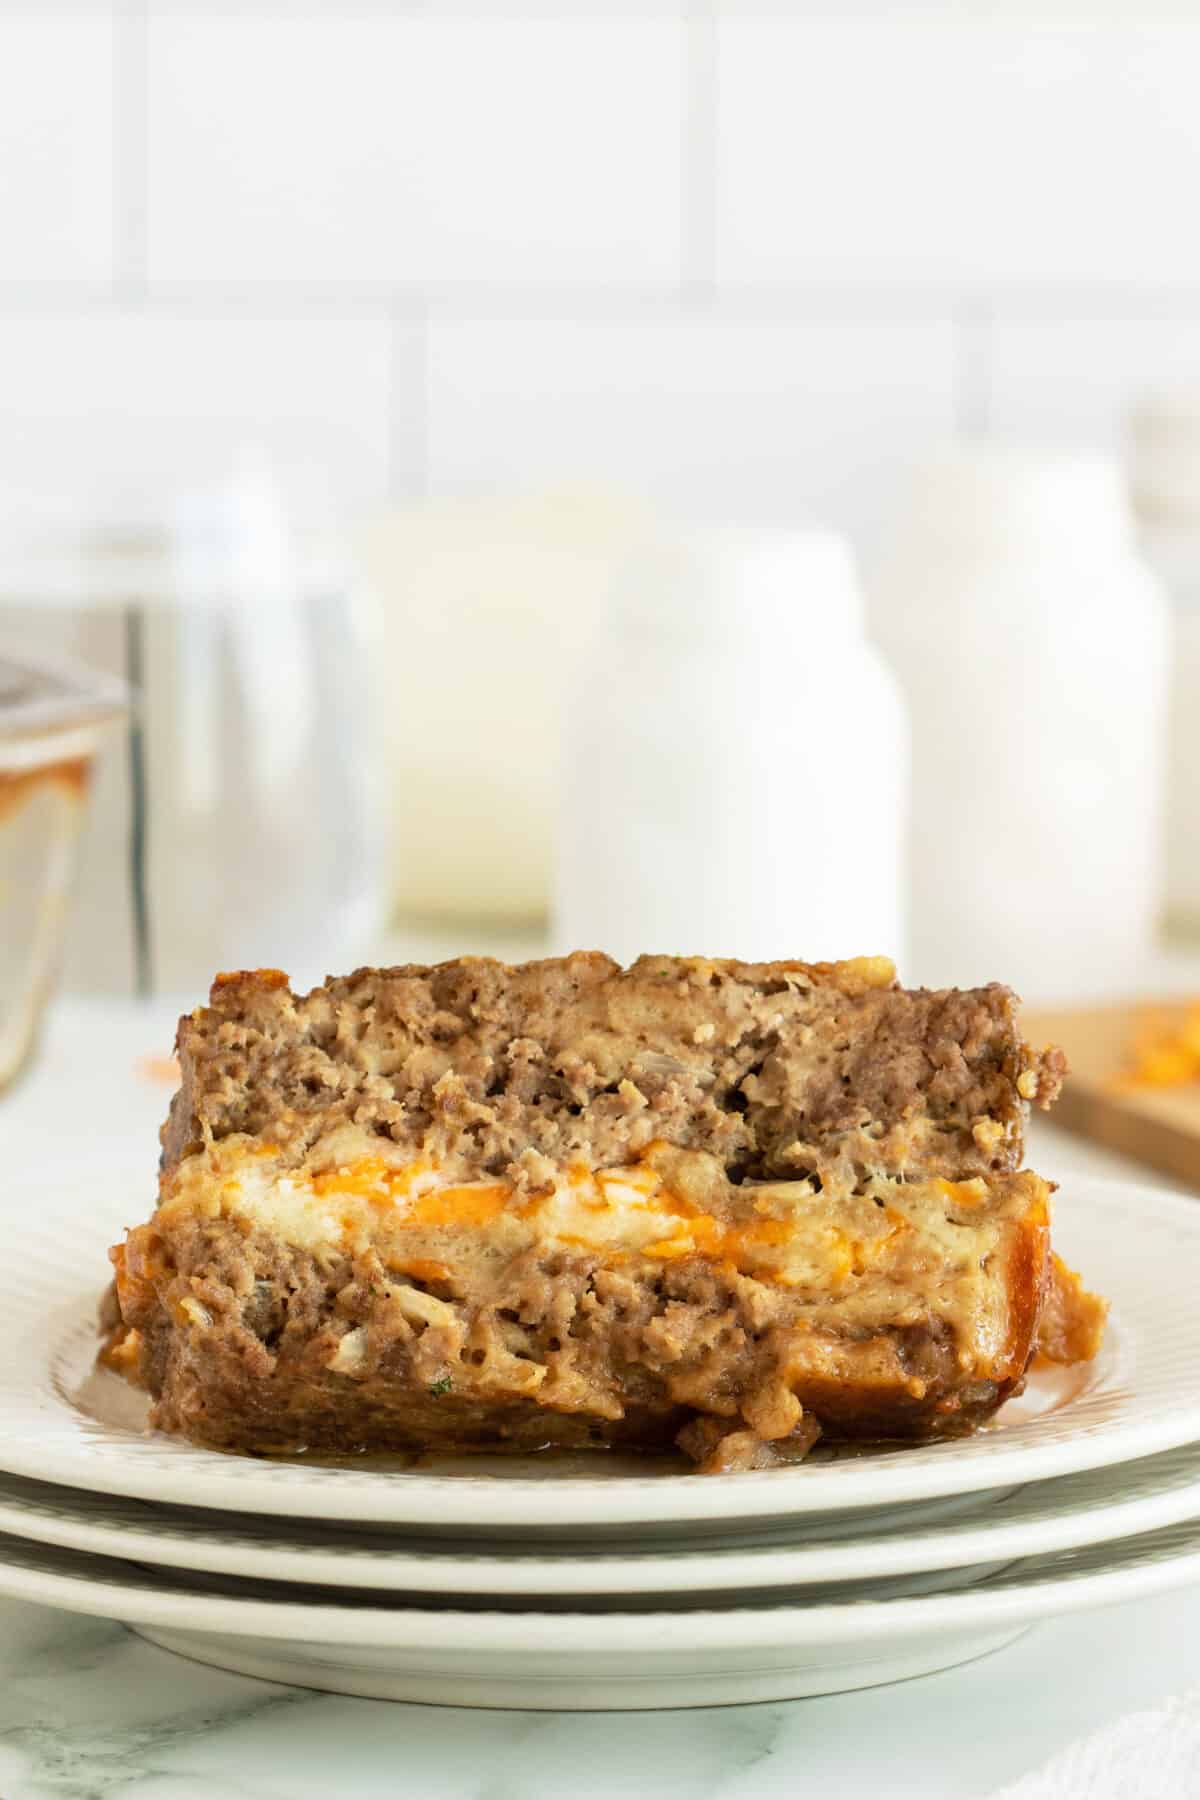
989;1682;1200;1798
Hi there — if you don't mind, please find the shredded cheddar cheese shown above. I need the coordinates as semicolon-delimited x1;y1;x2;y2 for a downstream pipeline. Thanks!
1113;1002;1200;1090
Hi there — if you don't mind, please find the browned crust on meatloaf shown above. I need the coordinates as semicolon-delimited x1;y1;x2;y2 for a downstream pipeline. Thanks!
160;953;1065;1191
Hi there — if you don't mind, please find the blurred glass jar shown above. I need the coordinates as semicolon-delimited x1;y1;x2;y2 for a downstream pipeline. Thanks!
0;649;124;1088
0;462;384;997
871;448;1169;1000
358;493;650;929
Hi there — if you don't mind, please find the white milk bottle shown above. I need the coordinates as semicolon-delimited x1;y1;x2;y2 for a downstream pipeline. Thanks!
871;448;1169;1000
556;525;907;966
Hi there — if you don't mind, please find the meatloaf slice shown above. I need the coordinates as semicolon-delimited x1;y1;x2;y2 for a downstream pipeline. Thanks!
160;953;1065;1188
105;954;1097;1471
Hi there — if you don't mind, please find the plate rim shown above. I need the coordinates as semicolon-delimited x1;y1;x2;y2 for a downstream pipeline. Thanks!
0;1517;1198;1651
2;1440;1200;1594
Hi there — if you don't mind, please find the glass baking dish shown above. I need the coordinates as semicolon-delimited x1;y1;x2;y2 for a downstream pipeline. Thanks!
0;648;125;1091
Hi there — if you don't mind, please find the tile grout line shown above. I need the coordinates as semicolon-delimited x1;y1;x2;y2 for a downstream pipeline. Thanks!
12;274;1200;324
112;0;149;299
5;277;1200;331
681;0;718;301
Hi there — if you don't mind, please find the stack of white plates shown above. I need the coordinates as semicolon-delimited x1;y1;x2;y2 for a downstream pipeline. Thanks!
3;1175;1200;1710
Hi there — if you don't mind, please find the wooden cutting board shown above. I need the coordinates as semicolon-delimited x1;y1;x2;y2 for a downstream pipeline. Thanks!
1025;999;1200;1190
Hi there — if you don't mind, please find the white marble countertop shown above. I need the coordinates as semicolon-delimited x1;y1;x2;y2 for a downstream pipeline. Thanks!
3;997;1200;1800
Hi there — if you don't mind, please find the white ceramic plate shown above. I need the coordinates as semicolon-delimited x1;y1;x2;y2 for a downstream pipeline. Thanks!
0;1515;1198;1707
3;1176;1197;1529
1;1439;1200;1595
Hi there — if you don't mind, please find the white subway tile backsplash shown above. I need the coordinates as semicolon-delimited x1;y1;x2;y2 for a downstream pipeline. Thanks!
141;0;677;9
716;18;1200;290
986;317;1200;449
5;0;1200;585
146;14;684;287
425;315;957;547
0;313;406;523
0;12;114;283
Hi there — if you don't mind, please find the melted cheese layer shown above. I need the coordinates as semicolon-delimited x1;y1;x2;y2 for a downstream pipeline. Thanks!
159;1138;1040;1310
